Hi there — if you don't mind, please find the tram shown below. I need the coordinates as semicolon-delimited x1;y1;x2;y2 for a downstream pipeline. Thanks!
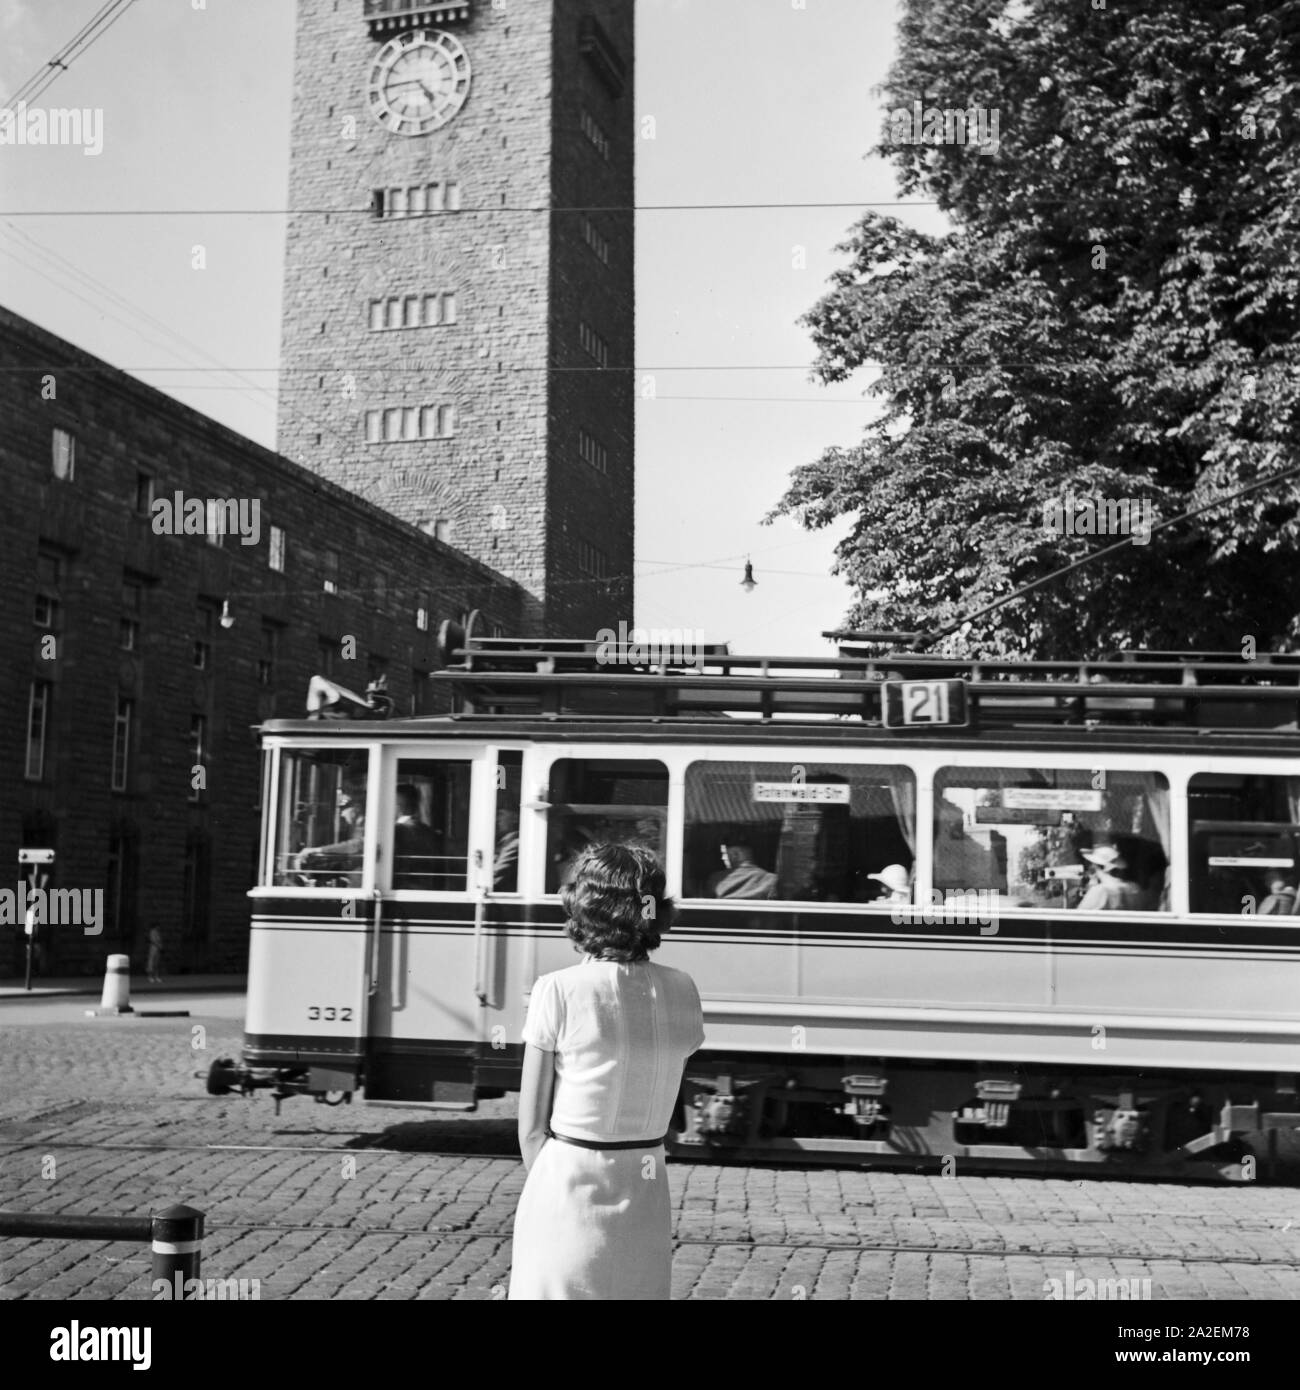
207;622;1300;1175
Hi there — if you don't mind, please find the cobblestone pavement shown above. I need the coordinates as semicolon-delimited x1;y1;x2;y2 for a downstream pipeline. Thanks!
2;1002;1300;1300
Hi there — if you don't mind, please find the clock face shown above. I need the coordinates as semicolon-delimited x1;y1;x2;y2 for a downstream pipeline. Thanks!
368;30;471;136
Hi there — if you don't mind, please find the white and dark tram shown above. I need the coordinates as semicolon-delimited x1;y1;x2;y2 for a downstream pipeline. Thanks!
207;624;1300;1175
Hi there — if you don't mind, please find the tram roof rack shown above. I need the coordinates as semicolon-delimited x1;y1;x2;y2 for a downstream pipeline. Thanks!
428;623;1300;732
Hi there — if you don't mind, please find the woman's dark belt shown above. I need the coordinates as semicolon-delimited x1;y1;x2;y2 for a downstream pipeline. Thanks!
546;1128;666;1150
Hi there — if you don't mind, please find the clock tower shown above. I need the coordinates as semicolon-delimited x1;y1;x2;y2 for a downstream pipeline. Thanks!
277;0;634;635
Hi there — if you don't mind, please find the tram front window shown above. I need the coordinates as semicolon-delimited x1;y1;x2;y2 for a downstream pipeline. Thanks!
272;749;369;888
933;767;1170;911
682;761;916;903
393;759;472;891
1188;773;1300;915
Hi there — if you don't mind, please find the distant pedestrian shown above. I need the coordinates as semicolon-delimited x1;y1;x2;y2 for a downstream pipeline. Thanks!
509;844;704;1300
146;925;164;984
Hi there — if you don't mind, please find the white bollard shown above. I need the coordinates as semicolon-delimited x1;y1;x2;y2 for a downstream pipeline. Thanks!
99;954;134;1014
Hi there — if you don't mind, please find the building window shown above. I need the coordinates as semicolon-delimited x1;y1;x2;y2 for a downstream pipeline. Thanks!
323;550;339;594
369;291;459;331
26;681;51;780
51;428;76;480
410;668;430;717
375;571;389;606
111;696;133;792
367;654;388;685
134;472;155;514
367;404;456;442
34;548;62;628
577;539;609;578
580;108;610;160
194;601;215;670
259;622;279;687
578;427;608;474
189;714;207;801
373;180;461;219
579;321;609;367
204;499;226;547
104;829;138;946
416;594;429;632
119;577;143;652
317;638;335;678
182;833;211;946
269;524;286;573
582;216;610;265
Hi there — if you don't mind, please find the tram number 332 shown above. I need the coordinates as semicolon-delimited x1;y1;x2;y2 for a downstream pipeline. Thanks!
307;1006;354;1022
883;678;968;729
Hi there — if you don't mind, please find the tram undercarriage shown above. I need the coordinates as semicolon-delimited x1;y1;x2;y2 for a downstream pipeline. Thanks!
672;1057;1300;1178
206;1049;1300;1180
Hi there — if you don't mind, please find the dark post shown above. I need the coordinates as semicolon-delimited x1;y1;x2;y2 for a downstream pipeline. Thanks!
150;1204;204;1298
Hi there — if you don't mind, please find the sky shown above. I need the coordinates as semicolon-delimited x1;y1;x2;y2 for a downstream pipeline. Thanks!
0;0;948;656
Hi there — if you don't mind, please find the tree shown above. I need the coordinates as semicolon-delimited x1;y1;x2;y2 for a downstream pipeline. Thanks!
771;0;1300;657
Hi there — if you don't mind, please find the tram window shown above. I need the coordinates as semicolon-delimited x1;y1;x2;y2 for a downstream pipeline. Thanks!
1188;772;1300;915
393;759;472;892
494;751;522;893
545;759;669;893
933;767;1170;911
272;749;369;888
682;761;916;904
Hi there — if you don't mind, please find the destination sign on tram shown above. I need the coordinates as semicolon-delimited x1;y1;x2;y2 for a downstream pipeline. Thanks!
753;783;852;804
882;678;968;729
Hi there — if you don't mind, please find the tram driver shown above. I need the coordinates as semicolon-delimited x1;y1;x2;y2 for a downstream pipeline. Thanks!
293;787;365;885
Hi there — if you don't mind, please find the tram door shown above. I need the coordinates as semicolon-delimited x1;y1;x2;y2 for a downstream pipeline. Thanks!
363;745;497;1104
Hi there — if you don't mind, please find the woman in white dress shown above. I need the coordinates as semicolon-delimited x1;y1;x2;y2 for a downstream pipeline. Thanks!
508;844;705;1300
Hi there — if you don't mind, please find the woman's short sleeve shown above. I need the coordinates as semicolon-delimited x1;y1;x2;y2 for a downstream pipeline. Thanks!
521;973;562;1052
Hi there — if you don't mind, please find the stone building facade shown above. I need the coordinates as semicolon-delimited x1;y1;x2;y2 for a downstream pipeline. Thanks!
1;306;525;976
276;0;635;635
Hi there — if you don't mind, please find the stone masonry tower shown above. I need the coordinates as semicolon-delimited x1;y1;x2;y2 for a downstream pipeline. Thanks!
278;0;634;636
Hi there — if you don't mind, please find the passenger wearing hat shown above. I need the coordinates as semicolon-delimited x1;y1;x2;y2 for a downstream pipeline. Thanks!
867;863;912;905
1076;845;1144;912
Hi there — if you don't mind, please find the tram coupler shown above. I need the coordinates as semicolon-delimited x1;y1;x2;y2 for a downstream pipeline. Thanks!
840;1074;892;1138
205;1058;310;1108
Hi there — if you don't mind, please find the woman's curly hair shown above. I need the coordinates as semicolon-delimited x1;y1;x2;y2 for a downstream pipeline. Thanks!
561;843;675;961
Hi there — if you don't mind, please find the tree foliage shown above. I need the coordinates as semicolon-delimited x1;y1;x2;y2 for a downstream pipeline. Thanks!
771;0;1300;657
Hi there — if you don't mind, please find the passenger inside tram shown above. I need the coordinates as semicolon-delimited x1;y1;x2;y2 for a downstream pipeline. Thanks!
1260;875;1297;915
393;782;439;890
706;838;778;900
494;807;520;892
